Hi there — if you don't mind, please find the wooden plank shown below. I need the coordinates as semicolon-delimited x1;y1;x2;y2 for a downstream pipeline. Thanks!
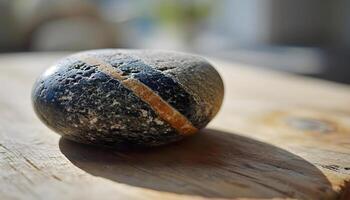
0;52;349;200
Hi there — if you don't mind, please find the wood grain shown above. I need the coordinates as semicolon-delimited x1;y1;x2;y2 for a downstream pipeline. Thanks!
0;52;350;200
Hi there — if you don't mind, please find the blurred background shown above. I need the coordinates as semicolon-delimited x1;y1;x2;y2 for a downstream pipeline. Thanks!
1;0;350;84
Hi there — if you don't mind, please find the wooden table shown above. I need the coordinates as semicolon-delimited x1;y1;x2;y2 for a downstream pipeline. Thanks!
1;53;350;200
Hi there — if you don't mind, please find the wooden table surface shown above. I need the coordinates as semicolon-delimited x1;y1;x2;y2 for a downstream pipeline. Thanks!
1;52;350;200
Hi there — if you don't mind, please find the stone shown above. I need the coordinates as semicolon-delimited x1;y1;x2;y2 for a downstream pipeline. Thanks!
32;49;224;147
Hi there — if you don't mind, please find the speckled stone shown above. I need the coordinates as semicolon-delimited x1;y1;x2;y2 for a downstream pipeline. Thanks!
32;49;224;147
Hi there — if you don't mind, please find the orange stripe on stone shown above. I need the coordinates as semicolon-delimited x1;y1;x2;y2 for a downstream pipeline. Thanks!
76;55;198;135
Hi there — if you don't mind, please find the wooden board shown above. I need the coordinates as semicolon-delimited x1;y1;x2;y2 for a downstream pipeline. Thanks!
0;52;350;200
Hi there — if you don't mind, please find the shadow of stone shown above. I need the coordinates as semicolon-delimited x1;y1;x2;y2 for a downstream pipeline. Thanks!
59;128;335;199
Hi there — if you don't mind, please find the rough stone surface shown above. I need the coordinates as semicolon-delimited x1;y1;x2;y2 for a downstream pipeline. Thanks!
32;49;224;147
